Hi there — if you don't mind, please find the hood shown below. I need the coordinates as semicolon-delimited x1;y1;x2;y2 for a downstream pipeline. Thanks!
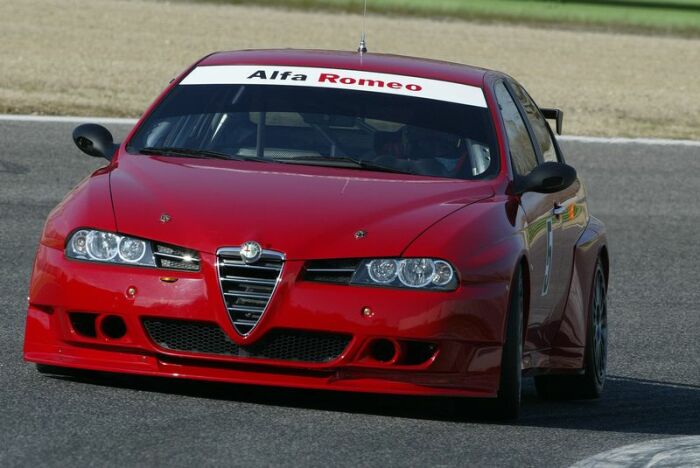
109;154;494;260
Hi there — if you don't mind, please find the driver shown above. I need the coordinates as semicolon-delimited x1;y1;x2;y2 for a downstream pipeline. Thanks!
401;125;462;176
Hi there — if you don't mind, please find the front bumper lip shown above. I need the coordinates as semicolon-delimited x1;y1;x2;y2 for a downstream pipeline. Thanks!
25;339;499;399
24;244;509;397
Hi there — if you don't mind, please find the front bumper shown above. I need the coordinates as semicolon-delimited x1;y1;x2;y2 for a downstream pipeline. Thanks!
24;245;509;397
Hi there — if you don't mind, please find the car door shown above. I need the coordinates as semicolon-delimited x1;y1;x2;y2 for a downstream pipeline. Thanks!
493;81;556;352
508;80;588;342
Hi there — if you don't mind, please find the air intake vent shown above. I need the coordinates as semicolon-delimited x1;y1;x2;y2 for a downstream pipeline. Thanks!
217;247;284;335
303;259;360;284
142;319;351;363
153;243;200;271
69;312;98;338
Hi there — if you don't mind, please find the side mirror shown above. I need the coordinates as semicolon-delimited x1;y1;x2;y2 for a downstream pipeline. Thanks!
72;124;118;161
515;162;577;194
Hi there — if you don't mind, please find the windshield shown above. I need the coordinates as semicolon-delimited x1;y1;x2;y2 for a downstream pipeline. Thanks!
127;82;498;180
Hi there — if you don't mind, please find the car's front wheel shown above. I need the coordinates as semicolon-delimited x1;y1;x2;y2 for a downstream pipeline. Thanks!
535;259;607;400
492;265;524;419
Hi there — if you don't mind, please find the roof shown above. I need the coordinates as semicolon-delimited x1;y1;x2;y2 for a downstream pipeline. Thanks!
198;49;491;87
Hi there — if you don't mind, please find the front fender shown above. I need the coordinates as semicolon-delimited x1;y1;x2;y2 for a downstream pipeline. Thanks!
402;196;528;344
550;215;608;365
402;196;526;283
39;167;117;250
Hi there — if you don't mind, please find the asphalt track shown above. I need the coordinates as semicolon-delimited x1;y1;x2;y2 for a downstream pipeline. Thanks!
1;120;698;467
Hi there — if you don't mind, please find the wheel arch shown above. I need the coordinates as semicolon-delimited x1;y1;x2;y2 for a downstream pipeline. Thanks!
518;255;531;345
599;244;610;288
549;216;608;354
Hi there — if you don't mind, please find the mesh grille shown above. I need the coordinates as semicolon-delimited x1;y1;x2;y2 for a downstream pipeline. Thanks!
142;319;351;363
153;243;200;271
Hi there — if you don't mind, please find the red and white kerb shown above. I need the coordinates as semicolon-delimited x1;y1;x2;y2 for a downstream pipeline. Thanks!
180;65;487;108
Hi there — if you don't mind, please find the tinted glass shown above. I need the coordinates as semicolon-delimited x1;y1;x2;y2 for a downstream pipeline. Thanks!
494;82;537;176
510;82;558;163
127;84;498;180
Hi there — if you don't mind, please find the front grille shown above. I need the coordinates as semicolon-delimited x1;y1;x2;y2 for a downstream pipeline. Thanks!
142;319;351;363
217;247;284;335
303;259;360;284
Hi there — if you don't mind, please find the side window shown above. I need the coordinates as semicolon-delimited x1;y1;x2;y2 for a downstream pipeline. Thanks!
510;82;558;163
494;81;538;176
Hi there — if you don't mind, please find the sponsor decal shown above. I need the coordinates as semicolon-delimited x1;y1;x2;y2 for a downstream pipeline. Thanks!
246;70;308;81
317;73;422;92
180;65;487;108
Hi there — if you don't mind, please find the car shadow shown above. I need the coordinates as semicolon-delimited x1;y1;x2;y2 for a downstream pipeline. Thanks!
518;376;700;434
53;372;699;433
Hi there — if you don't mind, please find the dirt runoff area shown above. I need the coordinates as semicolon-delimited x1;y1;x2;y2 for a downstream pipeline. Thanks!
1;0;699;139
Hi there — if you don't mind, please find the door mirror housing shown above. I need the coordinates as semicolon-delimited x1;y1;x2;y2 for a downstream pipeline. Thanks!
72;124;118;161
515;162;577;194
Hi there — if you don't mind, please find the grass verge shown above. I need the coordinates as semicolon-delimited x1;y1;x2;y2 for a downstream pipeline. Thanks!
0;0;699;139
188;0;700;37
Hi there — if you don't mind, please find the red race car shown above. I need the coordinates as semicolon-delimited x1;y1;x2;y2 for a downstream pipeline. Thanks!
24;49;609;418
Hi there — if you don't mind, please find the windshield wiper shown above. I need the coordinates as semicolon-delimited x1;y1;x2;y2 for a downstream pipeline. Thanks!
276;156;413;175
139;147;270;163
139;148;407;173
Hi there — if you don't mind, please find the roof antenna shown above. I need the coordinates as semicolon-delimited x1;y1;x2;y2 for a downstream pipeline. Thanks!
357;0;368;55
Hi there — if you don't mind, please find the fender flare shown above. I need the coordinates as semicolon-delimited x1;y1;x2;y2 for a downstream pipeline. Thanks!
551;215;608;354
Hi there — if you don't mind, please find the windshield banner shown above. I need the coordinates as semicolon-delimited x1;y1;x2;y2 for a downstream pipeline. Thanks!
180;65;487;108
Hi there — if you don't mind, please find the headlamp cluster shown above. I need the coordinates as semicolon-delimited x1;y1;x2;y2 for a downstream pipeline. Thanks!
352;258;457;290
66;229;199;271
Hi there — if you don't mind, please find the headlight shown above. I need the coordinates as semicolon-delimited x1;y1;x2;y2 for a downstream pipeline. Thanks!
367;259;399;284
118;237;147;263
86;230;120;260
352;258;457;290
66;229;200;271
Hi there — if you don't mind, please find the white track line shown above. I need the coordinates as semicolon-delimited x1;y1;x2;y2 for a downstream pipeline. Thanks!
570;436;700;468
559;135;700;147
1;114;699;147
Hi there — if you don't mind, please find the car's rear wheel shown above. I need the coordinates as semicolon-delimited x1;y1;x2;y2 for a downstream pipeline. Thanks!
491;265;524;419
535;259;607;400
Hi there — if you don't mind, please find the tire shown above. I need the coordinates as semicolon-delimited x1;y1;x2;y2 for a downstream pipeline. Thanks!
535;259;607;400
491;265;524;419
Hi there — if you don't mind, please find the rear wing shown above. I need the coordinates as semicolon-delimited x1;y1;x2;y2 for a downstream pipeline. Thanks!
541;108;563;135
